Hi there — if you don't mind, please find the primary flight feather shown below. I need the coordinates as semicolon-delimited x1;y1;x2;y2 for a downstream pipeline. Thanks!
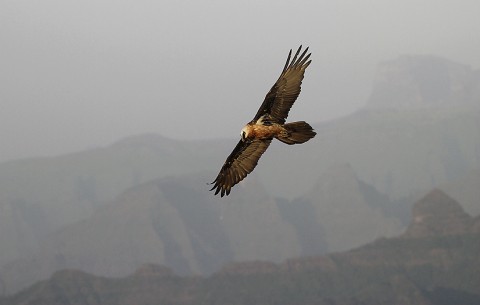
210;46;316;197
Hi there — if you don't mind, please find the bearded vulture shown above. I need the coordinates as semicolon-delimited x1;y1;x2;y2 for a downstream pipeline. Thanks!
210;46;316;197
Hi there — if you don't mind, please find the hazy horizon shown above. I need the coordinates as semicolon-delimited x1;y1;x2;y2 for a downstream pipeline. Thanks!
2;0;480;162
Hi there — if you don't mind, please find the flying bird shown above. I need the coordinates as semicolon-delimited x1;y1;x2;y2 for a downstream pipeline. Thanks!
210;46;316;197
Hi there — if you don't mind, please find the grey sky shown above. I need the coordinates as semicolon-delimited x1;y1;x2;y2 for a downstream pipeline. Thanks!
1;0;480;162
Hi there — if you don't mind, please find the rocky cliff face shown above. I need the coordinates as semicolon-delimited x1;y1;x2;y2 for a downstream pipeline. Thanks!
0;173;302;294
1;189;479;305
404;189;473;238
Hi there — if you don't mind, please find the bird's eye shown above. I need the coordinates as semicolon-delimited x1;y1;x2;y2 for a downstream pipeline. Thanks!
241;131;246;140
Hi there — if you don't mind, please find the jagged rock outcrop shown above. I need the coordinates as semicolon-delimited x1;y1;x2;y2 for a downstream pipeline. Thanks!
404;189;473;238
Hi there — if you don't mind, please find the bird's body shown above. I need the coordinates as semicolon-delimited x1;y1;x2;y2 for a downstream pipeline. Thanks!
211;46;316;197
241;119;284;141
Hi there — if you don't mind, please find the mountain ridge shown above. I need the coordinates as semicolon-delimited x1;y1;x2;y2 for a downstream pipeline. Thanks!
1;189;478;305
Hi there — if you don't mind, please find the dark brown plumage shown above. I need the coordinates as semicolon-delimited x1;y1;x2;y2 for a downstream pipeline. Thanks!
210;46;316;197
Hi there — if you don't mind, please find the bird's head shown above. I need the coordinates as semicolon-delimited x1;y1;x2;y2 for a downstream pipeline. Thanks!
240;126;250;142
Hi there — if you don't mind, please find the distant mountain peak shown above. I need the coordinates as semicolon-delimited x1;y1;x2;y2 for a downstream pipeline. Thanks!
366;54;480;109
404;189;472;238
110;133;175;148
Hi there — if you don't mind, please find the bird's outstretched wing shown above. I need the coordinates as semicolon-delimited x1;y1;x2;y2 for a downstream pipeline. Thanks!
253;46;312;124
210;139;271;197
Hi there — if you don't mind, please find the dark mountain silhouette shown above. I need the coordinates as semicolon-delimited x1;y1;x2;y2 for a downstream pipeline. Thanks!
1;189;479;305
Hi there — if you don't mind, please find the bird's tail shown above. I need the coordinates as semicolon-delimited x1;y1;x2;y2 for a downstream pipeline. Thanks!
277;121;316;145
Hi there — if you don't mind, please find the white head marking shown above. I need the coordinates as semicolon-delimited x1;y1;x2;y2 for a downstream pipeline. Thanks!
240;126;249;141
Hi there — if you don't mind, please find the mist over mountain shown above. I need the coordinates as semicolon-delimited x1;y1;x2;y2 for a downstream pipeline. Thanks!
1;166;401;294
367;55;480;109
1;189;478;305
259;55;480;199
0;54;479;296
288;164;403;253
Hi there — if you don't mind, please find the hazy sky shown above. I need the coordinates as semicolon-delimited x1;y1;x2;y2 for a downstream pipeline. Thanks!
1;0;480;162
